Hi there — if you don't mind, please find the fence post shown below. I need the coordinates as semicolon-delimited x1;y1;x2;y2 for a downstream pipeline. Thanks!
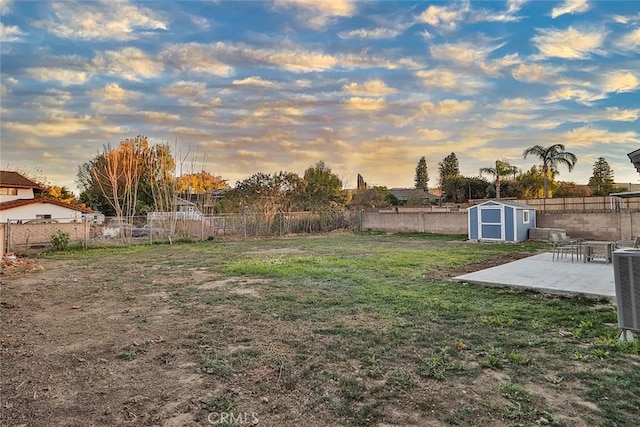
6;220;11;253
243;209;247;239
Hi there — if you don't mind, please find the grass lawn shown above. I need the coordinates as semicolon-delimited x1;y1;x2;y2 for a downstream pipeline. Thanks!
2;232;639;426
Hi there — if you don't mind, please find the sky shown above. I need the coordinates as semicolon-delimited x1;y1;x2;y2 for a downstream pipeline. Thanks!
1;0;639;194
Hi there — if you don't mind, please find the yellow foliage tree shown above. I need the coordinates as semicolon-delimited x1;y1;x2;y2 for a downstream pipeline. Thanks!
176;171;229;194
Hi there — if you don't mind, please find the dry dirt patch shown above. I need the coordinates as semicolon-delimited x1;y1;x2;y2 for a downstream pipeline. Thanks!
246;248;305;255
1;259;211;426
198;277;271;291
428;252;534;279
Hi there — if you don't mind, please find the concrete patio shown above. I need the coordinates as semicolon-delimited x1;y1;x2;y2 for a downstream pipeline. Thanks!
453;252;615;299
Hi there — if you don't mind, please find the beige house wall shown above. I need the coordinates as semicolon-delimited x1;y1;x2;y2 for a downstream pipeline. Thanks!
0;188;35;204
0;204;83;223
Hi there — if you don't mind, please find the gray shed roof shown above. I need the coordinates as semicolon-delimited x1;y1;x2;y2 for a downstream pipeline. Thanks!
468;200;535;210
610;191;640;199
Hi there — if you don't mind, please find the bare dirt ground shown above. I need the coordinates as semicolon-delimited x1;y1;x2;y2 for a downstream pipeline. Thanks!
427;252;533;279
1;257;213;426
0;247;625;426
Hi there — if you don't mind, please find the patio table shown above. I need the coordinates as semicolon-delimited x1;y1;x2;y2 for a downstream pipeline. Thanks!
582;241;614;264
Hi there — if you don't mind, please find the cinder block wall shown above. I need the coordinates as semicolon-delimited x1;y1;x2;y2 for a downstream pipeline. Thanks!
7;222;89;251
537;211;640;241
361;211;467;234
0;224;5;254
361;210;640;240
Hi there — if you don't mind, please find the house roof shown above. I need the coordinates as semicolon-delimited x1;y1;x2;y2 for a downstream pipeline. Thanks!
0;171;43;189
176;196;197;206
468;200;534;210
0;197;93;213
628;149;640;175
389;188;438;200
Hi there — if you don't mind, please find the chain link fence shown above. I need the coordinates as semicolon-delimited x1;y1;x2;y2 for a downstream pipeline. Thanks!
84;211;358;246
4;211;359;252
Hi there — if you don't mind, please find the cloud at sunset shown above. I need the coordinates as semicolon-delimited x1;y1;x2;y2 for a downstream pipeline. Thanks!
1;0;638;192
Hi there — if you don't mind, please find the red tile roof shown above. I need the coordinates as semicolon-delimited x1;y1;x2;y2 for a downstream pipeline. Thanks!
0;197;93;213
0;171;43;189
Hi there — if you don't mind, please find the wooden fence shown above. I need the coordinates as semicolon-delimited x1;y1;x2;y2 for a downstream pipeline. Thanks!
469;196;640;212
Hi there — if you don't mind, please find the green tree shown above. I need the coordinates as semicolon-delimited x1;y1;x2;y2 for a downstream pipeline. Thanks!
438;153;460;202
442;176;490;203
587;157;616;195
297;161;346;211
522;144;577;198
555;181;592;197
494;180;523;199
406;189;430;207
227;171;305;217
479;160;519;199
516;166;557;199
350;186;395;210
414;156;429;191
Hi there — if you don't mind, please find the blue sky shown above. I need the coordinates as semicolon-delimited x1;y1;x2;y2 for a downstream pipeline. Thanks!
1;0;639;193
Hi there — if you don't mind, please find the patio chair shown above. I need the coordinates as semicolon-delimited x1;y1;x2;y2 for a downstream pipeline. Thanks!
614;235;640;250
558;232;583;259
551;232;580;262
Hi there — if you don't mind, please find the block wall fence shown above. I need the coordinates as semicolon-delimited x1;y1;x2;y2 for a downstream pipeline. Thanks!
360;210;640;241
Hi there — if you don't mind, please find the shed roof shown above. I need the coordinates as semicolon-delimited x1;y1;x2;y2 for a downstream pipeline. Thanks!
467;200;534;210
609;191;640;199
0;171;43;189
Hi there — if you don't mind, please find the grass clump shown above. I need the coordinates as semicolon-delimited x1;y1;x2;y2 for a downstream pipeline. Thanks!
50;230;70;251
418;348;464;380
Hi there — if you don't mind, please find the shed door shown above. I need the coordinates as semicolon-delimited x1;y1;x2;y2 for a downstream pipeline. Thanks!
479;207;503;240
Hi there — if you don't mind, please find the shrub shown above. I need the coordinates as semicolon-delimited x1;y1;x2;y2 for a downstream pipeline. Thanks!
51;231;70;251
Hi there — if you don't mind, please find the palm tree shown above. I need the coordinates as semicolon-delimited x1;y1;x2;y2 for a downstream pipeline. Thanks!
479;160;519;199
523;144;577;198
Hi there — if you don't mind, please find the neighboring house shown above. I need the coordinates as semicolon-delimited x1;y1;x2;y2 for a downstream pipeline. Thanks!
147;197;203;221
389;188;438;205
0;171;92;223
629;149;640;176
178;189;227;215
0;170;43;203
82;212;106;224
